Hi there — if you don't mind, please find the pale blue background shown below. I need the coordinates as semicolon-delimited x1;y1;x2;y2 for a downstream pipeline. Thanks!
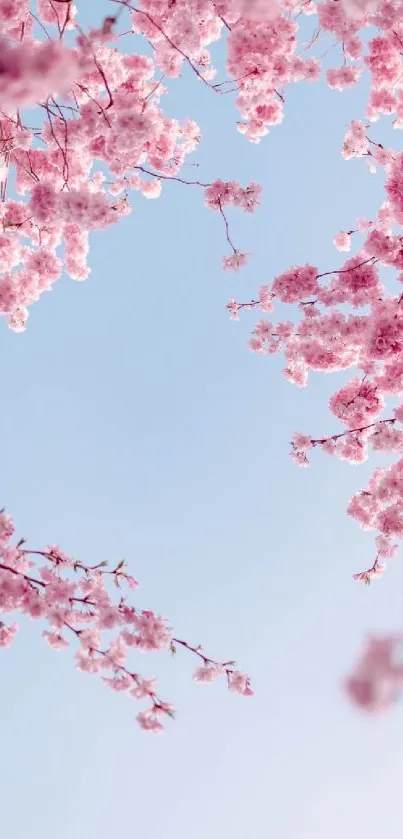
1;9;403;838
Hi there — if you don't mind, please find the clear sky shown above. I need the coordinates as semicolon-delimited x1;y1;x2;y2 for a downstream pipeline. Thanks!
2;9;403;839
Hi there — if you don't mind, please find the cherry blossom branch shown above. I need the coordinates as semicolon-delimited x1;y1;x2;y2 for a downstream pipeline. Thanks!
218;200;237;254
0;512;252;732
308;418;396;448
316;256;378;280
352;555;384;585
113;0;222;92
133;165;210;188
129;168;250;263
227;257;381;319
111;0;244;97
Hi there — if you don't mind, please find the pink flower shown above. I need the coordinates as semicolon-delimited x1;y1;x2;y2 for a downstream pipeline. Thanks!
333;231;351;252
102;637;126;669
327;66;361;90
343;0;378;18
259;286;274;312
353;559;385;584
342;121;368;159
226;298;240;320
364;229;397;261
0;512;15;545
222;252;249;271
98;606;119;629
193;664;223;683
345;636;403;712
141;179;162;199
134;611;171;652
0;37;79;109
272;265;318;303
42;630;69;650
75;648;102;674
292;433;312;452
375;534;398;559
0;622;18;648
124;574;139;590
204;180;238;210
29;183;60;224
131;678;157;699
329;378;384;427
7;306;29;333
233;183;262;213
79;629;101;651
228;671;253;696
136;710;164;733
102;675;132;692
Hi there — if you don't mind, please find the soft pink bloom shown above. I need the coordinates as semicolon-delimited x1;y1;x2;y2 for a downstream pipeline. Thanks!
133;611;171;652
272;265;318;303
136;710;164;733
0;622;18;648
193;664;223;683
142;179;162;200
131;678;157;699
226;298;240;320
0;512;15;545
353;559;385;583
102;637;126;669
222;252;249;271
124;574;139;590
75;649;102;674
228;671;254;696
345;636;403;711
375;534;398;559
329;378;384;427
0;37;79;109
333;231;351;252
42;630;69;650
7;306;28;332
204;180;238;210
292;433;312;452
102;675;132;692
98;606;120;630
327;66;361;91
79;629;101;651
259;286;274;312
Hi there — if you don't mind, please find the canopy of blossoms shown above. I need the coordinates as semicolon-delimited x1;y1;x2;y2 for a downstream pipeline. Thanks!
3;0;403;723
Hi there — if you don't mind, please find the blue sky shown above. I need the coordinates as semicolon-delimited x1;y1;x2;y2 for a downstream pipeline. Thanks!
2;9;403;839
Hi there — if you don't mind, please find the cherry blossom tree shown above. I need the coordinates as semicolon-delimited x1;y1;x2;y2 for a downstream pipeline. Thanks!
3;0;403;721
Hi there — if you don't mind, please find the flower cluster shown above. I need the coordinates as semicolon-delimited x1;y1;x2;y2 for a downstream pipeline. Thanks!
345;635;403;712
0;3;262;329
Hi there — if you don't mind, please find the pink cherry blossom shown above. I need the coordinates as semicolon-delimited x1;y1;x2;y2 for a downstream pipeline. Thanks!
329;378;384;427
222;252;249;271
0;622;18;648
333;231;352;252
42;630;69;650
131;678;157;699
228;671;254;696
0;512;15;545
136;710;164;734
345;636;403;712
327;66;361;90
193;664;224;683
